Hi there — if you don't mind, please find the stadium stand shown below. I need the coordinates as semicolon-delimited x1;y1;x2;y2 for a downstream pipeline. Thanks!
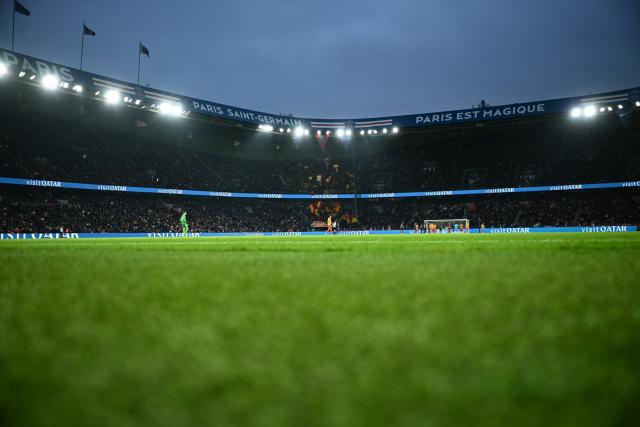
1;186;638;233
1;49;639;233
1;103;638;194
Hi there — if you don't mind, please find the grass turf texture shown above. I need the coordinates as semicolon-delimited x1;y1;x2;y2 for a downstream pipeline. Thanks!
1;233;639;426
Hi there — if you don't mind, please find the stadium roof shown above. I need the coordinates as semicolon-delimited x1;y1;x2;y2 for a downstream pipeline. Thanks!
1;48;639;134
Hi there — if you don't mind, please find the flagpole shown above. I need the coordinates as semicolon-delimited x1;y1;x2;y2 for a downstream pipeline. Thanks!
80;22;85;70
137;42;141;85
11;9;16;52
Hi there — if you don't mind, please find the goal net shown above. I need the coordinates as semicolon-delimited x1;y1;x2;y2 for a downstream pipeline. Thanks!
424;218;469;234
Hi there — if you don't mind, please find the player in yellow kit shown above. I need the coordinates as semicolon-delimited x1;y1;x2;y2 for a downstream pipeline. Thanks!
327;216;333;234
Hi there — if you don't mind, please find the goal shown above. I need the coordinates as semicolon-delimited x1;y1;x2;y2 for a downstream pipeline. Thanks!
424;218;469;234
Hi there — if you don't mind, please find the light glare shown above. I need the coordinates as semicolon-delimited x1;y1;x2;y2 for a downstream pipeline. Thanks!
170;104;183;116
41;75;59;90
104;89;121;104
570;107;582;118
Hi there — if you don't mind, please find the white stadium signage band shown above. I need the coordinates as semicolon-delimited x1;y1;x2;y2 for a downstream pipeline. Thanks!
415;103;545;125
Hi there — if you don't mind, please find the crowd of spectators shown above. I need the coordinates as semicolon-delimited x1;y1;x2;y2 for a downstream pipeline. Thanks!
358;191;639;230
1;108;638;196
0;112;355;194
1;187;637;233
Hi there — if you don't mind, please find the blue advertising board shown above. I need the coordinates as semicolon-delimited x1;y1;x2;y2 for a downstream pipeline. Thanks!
1;176;639;200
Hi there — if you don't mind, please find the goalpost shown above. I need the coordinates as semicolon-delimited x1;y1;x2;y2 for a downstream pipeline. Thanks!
424;218;469;234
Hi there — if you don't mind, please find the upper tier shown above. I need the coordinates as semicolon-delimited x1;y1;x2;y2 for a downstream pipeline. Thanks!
1;48;638;132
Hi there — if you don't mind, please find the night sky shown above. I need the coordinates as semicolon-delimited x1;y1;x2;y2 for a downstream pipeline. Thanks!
1;0;639;118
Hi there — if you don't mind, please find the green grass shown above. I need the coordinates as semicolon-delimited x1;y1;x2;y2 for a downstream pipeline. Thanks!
1;233;639;426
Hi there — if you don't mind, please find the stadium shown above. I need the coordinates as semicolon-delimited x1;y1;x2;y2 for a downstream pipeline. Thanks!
1;48;639;236
1;2;640;426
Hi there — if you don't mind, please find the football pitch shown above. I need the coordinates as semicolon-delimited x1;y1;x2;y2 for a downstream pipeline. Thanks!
1;233;639;426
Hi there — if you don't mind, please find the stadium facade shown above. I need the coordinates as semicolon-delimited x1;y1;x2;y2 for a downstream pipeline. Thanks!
1;48;639;235
1;48;638;134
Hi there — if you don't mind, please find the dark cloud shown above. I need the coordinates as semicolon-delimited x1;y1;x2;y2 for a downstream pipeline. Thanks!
2;0;639;117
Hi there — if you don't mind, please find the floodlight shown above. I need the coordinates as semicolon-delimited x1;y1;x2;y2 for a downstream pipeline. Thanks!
392;127;399;134
382;128;388;134
60;81;69;89
360;130;365;135
326;130;331;136
367;129;373;135
134;99;141;105
279;128;284;133
18;71;25;78
336;129;345;137
345;129;352;136
29;75;36;80
316;130;322;136
599;107;605;112
104;89;121;104
570;107;582;118
72;84;83;93
41;75;59;90
158;102;172;114
286;128;291;133
583;105;596;117
373;129;378;134
294;127;304;137
304;129;310;136
636;101;640;107
0;63;8;76
617;104;623;110
170;104;183;116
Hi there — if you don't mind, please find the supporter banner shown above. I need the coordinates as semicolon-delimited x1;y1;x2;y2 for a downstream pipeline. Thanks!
1;177;640;200
1;48;638;130
0;226;636;240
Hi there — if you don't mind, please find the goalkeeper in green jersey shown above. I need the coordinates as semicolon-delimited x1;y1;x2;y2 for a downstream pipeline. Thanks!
180;211;188;236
